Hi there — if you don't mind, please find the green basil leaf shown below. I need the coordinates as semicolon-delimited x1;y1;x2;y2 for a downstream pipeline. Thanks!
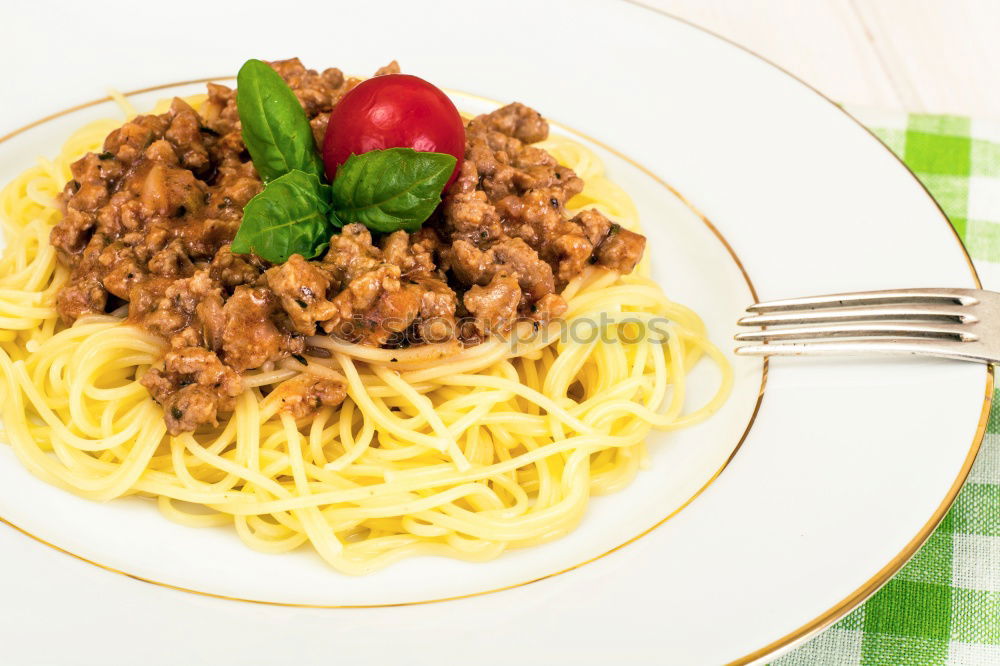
230;170;336;263
330;148;457;232
236;59;325;183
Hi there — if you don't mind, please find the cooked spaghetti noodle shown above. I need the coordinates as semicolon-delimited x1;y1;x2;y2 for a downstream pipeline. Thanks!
0;93;731;574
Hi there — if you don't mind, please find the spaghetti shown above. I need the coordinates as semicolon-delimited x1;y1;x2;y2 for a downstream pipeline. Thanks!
0;94;731;575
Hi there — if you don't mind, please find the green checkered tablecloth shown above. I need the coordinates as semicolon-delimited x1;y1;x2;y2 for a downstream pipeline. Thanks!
775;110;1000;665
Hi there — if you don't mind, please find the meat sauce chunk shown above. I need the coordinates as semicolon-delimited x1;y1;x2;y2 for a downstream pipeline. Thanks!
140;347;242;435
221;286;298;372
464;273;521;336
273;374;347;419
50;59;646;433
265;255;339;336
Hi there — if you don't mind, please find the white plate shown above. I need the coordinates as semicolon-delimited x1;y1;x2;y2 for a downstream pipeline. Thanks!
0;1;990;664
0;84;763;606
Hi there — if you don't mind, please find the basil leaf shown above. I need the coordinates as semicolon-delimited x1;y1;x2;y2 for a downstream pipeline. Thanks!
330;148;457;232
230;170;337;263
237;59;325;183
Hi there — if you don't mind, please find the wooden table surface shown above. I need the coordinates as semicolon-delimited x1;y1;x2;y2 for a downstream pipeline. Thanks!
638;0;1000;117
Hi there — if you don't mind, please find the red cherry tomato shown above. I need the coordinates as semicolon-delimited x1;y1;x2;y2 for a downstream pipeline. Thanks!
322;74;465;189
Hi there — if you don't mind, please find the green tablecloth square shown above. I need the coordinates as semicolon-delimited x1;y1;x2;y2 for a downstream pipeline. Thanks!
906;133;972;176
893;531;954;587
863;579;953;640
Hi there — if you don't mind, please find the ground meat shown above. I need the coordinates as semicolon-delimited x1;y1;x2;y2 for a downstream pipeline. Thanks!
322;224;382;285
410;277;458;343
442;189;504;246
310;113;331;147
380;230;437;277
264;254;339;335
446;237;557;304
140;346;242;435
269;58;352;118
56;275;106;321
53;108;230;325
95;242;144;300
165;99;211;174
374;61;401;77
464;272;521;335
434;101;641;321
50;208;95;262
132;269;222;349
321;263;421;346
209;244;261;289
221;286;298;371
316;224;458;346
571;208;613;246
469;102;549;144
569;208;645;273
272;374;347;419
593;225;646;274
148;238;195;278
49;59;647;433
531;293;568;322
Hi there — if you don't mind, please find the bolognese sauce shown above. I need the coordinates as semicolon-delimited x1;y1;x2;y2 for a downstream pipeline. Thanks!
50;59;646;433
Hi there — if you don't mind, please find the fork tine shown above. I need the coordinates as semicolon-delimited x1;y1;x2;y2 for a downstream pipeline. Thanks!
734;323;978;343
735;339;989;363
748;289;978;313
738;304;977;327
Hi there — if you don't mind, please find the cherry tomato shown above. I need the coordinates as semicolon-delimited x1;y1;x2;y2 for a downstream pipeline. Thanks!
322;74;465;188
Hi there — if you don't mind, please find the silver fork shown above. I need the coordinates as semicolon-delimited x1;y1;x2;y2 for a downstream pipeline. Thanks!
735;288;1000;363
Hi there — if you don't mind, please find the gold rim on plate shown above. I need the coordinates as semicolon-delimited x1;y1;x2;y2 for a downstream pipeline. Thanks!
616;2;996;662
0;78;768;608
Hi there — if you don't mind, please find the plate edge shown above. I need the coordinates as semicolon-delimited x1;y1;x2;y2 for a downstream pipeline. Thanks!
615;2;996;663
